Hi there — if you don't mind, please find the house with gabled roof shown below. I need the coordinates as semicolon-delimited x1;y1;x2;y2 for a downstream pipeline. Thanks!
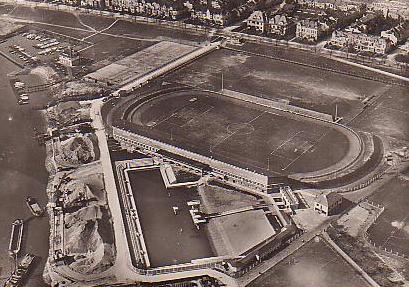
246;10;268;33
296;18;332;41
269;14;296;37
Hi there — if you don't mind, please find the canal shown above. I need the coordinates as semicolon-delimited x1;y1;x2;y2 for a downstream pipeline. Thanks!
0;59;49;286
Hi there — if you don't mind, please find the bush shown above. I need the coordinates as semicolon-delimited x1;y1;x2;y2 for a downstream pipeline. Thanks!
395;54;409;64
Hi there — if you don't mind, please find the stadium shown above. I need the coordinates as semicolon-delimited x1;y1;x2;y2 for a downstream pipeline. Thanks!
101;84;384;283
106;85;377;192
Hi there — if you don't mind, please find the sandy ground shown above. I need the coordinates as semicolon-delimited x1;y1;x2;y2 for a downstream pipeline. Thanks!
0;18;24;36
249;237;370;287
337;205;371;237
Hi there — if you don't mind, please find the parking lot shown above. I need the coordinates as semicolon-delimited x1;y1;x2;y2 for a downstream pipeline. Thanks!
0;29;88;68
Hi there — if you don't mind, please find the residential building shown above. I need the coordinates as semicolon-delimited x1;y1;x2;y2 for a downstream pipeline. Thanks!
191;6;233;26
401;42;409;53
107;0;188;19
60;0;81;6
297;0;359;12
81;0;106;8
298;0;340;10
380;22;409;46
330;19;406;54
314;192;343;216
246;10;267;33
369;0;409;20
330;28;393;54
296;18;331;41
269;14;295;37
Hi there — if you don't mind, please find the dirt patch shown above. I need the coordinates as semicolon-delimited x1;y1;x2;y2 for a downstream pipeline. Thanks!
328;224;400;287
200;184;260;214
0;19;24;36
249;236;370;287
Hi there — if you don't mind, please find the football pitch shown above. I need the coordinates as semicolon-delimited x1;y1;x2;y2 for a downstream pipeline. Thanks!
124;89;352;176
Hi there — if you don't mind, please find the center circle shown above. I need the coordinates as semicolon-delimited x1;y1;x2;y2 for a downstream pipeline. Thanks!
227;122;255;136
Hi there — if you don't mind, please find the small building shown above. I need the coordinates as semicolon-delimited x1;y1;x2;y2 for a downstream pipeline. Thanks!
58;49;81;67
314;192;343;216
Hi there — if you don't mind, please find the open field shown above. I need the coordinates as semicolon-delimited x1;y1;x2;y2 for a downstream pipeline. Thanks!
101;16;207;43
235;42;408;85
4;4;207;43
351;86;409;142
163;48;388;123
78;13;118;31
8;5;86;29
127;169;214;267
86;41;196;85
123;89;352;176
367;168;409;257
248;237;370;287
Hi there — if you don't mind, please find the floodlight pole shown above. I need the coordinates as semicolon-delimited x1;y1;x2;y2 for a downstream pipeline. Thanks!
335;104;338;121
221;73;224;94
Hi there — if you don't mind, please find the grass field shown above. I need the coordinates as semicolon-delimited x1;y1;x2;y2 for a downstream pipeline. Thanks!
248;237;370;287
126;89;351;176
367;168;409;257
351;86;409;142
163;48;387;122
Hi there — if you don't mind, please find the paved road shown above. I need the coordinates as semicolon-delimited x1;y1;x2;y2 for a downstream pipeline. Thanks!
322;232;380;287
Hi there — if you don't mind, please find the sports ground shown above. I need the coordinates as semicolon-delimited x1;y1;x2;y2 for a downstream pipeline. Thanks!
248;237;370;287
121;89;353;177
367;169;409;257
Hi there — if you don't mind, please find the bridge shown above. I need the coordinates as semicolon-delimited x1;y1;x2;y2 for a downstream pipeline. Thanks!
205;204;270;220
